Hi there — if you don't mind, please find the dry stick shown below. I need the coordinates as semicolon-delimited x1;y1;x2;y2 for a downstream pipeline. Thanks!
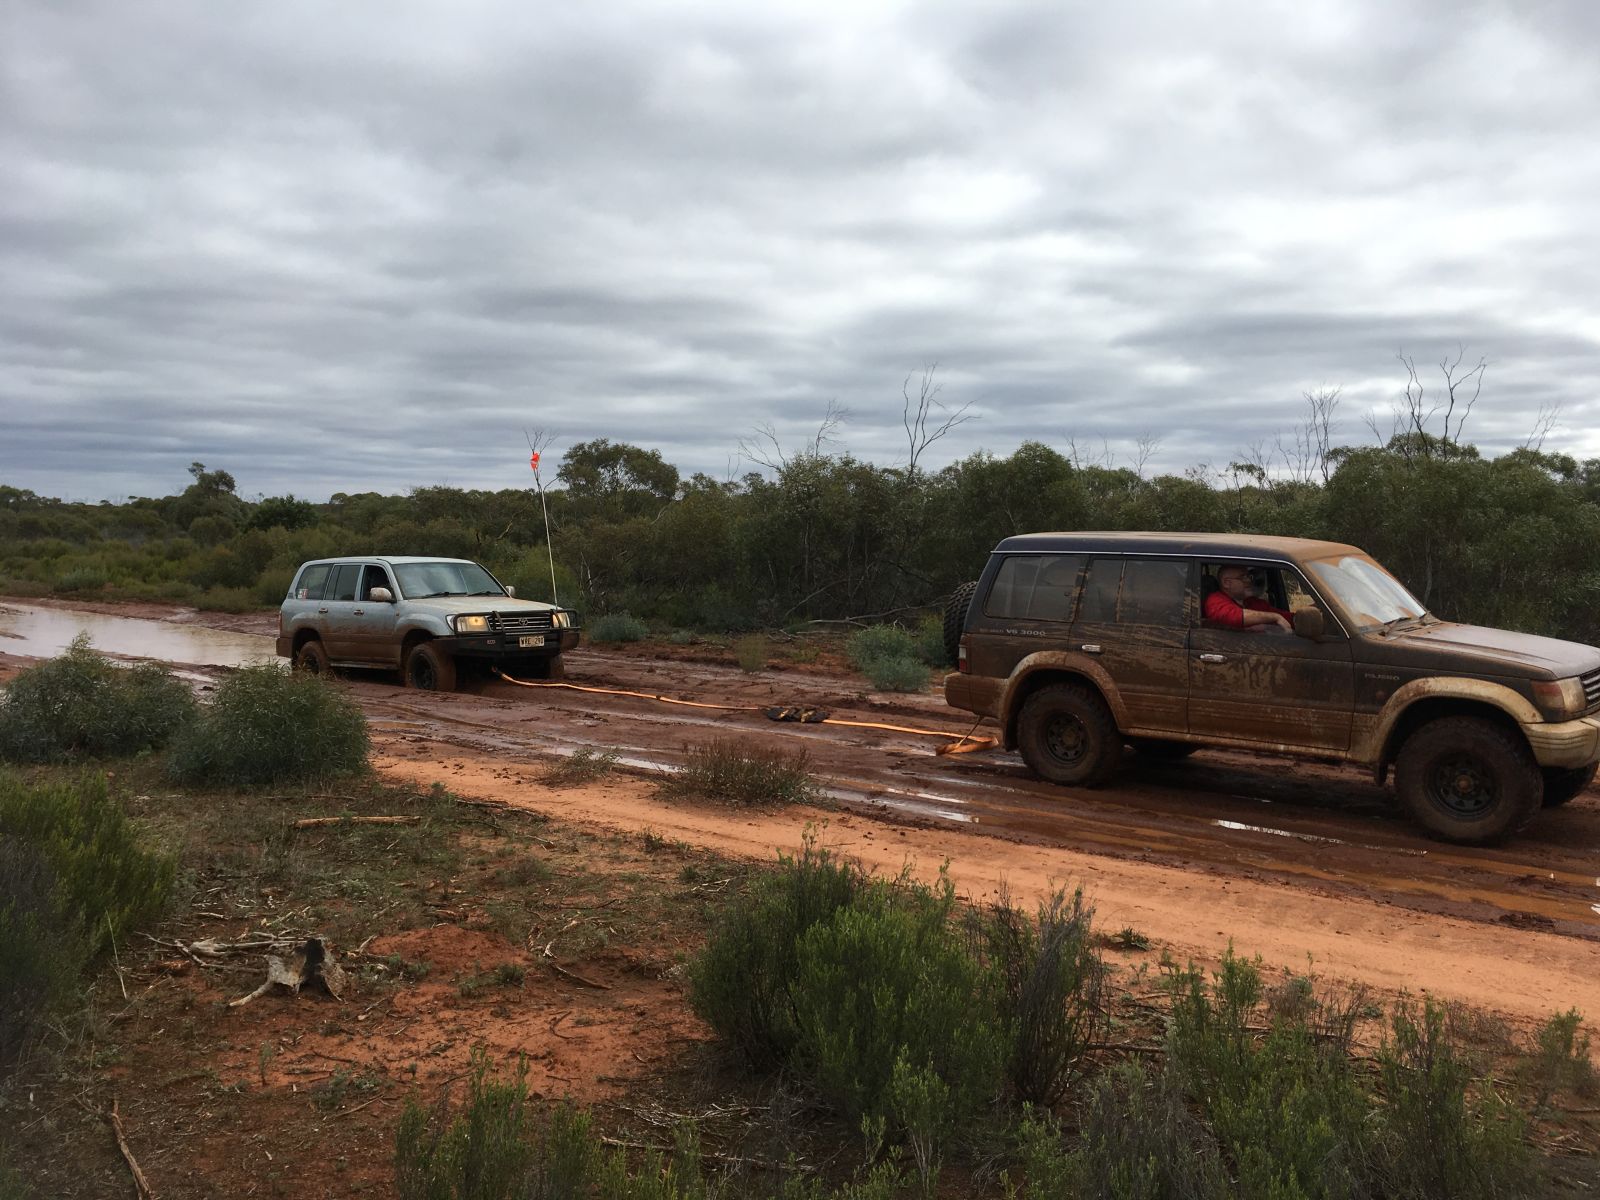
289;815;422;830
547;962;611;990
104;1100;155;1200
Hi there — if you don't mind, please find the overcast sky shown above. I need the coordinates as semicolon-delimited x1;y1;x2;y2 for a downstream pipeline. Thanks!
4;0;1600;503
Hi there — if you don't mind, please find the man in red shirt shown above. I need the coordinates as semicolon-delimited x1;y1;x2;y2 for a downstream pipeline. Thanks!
1204;564;1294;632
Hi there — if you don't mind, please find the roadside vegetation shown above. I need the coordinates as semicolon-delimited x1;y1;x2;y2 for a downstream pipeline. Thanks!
5;378;1600;649
660;738;819;807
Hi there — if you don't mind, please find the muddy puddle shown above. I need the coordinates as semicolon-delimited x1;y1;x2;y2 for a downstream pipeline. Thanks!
0;602;275;668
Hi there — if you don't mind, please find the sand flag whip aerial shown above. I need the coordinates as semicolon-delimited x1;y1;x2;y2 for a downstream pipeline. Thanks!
525;432;559;606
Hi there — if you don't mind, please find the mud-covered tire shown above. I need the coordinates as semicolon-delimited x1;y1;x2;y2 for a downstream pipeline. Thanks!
1541;762;1597;808
1394;716;1542;843
1017;683;1122;787
1132;737;1198;762
405;642;457;692
942;581;978;666
292;639;330;677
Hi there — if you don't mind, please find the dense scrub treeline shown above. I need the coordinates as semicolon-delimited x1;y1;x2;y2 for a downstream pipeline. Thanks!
4;430;1600;643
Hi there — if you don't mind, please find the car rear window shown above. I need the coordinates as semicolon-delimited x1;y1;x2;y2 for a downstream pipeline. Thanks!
1078;558;1190;627
983;555;1083;621
327;564;360;602
294;564;332;601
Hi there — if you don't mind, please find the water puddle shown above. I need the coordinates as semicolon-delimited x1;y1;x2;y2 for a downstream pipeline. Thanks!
0;603;275;669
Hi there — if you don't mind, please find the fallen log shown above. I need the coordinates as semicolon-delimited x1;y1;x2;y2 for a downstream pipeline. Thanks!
290;815;422;830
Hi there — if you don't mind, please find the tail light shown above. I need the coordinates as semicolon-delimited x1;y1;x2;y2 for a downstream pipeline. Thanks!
957;637;968;673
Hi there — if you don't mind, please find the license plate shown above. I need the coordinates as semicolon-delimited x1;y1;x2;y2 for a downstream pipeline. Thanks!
518;635;545;648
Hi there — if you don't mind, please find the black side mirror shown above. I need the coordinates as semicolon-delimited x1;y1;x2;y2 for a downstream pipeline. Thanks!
1293;608;1325;640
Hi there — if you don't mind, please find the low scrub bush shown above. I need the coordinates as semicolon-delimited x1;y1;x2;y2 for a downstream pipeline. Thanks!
588;613;648;644
792;876;1005;1132
688;835;867;1068
982;887;1106;1106
0;771;174;1066
733;633;768;672
847;624;918;672
51;565;108;594
1374;998;1531;1199
1522;1008;1597;1106
913;615;946;667
542;747;620;787
0;635;196;764
195;586;258;613
863;656;930;693
661;738;818;807
167;664;369;786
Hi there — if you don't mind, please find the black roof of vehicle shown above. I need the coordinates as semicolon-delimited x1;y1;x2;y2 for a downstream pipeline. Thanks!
991;532;1363;561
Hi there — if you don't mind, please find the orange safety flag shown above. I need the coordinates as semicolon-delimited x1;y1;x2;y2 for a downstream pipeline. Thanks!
529;451;541;471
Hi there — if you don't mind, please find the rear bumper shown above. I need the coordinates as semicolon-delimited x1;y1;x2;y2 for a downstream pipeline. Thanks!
1524;714;1600;768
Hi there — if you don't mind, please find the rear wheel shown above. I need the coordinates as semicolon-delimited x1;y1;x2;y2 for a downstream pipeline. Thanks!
293;639;329;677
1541;762;1597;808
1017;683;1121;786
1394;716;1541;843
942;581;977;666
405;642;457;692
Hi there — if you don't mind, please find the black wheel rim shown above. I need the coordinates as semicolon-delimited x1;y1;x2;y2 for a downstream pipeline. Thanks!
411;655;435;689
1044;712;1089;766
1426;754;1497;819
298;651;321;675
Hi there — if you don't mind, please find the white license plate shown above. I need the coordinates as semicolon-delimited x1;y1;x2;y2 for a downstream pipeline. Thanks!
518;634;545;648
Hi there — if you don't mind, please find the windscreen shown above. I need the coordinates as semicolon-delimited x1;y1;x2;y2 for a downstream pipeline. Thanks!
1306;554;1426;628
393;561;504;599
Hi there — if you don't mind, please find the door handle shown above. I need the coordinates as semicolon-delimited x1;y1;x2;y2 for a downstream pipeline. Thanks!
1079;644;1102;654
353;608;365;615
318;607;329;614
1198;653;1227;664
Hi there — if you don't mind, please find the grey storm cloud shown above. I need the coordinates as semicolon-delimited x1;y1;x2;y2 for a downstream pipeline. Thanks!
4;0;1600;503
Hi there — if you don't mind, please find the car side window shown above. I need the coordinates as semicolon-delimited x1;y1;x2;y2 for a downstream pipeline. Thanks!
1119;559;1191;626
328;564;360;602
295;564;331;601
363;566;393;600
983;555;1083;622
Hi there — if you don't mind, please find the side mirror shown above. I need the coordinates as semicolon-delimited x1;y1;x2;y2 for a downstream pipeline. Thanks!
1293;608;1325;640
504;585;516;598
368;587;393;603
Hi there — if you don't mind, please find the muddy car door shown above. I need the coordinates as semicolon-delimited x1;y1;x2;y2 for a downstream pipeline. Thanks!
319;563;365;660
1188;564;1355;752
348;564;402;667
1069;557;1193;734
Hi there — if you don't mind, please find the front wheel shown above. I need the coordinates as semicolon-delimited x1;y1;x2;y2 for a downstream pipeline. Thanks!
1394;717;1542;843
1016;683;1121;786
1541;763;1597;808
293;639;330;677
405;642;457;692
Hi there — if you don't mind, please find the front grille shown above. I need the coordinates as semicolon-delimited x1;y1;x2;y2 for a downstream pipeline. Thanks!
489;611;554;636
1582;668;1600;711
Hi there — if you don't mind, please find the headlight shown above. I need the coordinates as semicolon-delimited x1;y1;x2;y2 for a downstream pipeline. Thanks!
551;611;571;629
453;614;490;634
1531;677;1587;721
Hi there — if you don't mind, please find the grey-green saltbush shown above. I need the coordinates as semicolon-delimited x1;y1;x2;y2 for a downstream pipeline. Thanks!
588;613;648;644
846;624;918;672
0;634;196;764
167;664;368;787
863;656;931;693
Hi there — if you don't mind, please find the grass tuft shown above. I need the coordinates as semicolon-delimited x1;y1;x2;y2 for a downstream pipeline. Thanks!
588;613;648;644
543;747;620;787
661;738;818;807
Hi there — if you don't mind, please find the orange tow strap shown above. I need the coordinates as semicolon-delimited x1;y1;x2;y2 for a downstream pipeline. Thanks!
493;672;998;756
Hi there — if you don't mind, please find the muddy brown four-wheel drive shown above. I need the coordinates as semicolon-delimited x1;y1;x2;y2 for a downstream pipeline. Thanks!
943;533;1600;843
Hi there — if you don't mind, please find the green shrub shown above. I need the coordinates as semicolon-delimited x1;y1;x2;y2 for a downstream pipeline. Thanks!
733;634;768;672
661;738;818;807
1165;950;1370;1199
688;835;867;1069
1374;998;1531;1199
791;876;1005;1130
51;565;108;594
862;656;931;693
167;664;369;786
1523;1008;1596;1106
589;613;648;644
983;887;1105;1106
195;586;257;613
847;624;917;672
0;840;81;1067
543;747;620;787
913;615;946;667
0;771;174;1067
0;635;197;764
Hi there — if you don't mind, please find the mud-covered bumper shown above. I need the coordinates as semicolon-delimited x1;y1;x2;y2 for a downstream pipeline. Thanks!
943;672;1003;720
275;636;292;658
1524;714;1600;768
443;629;582;661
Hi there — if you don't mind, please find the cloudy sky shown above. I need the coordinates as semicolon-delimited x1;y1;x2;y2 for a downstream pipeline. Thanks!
4;0;1600;503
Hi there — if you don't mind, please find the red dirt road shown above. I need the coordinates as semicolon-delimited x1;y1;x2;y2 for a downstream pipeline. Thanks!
5;599;1599;1033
